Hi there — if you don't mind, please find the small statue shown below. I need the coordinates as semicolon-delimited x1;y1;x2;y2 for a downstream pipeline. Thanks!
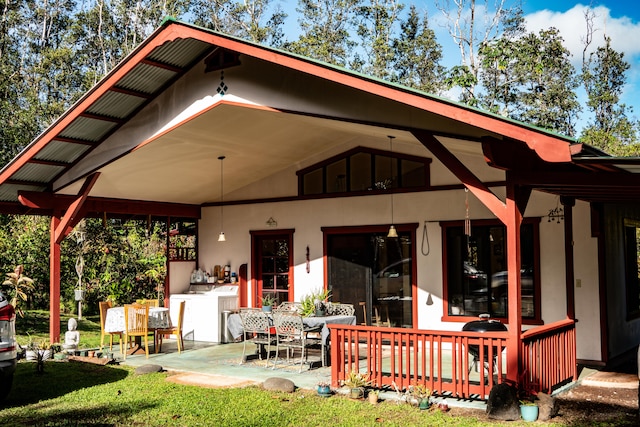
63;317;80;352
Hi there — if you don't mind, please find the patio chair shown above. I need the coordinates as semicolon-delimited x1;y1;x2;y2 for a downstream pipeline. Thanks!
137;299;159;307
155;300;185;354
331;303;355;316
272;312;323;372
273;301;302;313
99;301;123;354
123;303;152;360
239;309;275;364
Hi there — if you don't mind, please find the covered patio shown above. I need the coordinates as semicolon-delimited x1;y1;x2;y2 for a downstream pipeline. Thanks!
1;18;640;399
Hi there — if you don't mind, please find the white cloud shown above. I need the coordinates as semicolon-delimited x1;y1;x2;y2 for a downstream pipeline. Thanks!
524;5;640;67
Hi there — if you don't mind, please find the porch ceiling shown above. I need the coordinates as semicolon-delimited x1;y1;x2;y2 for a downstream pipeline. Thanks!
58;104;417;205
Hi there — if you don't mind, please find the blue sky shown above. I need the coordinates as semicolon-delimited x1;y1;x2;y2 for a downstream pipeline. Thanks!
419;1;640;134
277;1;640;135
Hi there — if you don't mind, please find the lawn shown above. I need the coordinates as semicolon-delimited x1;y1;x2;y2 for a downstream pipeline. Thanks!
15;310;102;349
4;311;636;426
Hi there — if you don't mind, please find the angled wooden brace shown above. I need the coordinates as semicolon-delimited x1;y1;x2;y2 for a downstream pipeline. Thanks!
54;172;100;244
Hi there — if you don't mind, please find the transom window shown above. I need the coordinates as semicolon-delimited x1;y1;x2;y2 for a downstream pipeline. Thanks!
297;146;431;196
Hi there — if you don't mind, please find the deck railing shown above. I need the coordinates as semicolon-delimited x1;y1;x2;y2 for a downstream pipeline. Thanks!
329;325;508;399
520;318;577;393
330;320;577;400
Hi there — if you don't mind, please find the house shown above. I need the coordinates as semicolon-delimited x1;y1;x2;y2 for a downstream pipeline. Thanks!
1;18;639;395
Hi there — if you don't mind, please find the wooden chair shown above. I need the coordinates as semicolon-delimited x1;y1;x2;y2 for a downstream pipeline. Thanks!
155;300;185;354
123;303;152;359
137;299;159;307
99;301;123;354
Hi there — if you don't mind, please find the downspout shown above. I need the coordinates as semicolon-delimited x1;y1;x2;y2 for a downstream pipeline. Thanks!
562;197;576;320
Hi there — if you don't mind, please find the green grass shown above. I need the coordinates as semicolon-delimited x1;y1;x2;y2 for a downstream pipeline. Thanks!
6;312;637;426
15;310;102;349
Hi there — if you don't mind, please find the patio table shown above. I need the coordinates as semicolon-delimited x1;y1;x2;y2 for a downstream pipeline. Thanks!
227;312;356;364
105;306;171;354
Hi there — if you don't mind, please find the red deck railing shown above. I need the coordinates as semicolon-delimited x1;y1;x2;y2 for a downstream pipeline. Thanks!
520;318;577;393
330;320;577;400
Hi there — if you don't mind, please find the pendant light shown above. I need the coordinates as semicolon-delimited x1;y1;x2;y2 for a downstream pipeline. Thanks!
387;136;398;238
218;155;226;242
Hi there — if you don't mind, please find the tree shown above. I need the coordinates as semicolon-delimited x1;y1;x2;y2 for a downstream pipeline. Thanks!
391;5;445;94
353;0;403;79
480;26;580;136
580;33;640;155
192;0;286;46
284;0;361;67
437;0;517;105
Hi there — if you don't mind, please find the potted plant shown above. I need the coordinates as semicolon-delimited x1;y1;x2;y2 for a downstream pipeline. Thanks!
368;389;380;404
260;293;276;312
519;399;539;422
450;295;463;315
409;383;432;410
317;380;331;397
343;371;371;399
300;289;331;316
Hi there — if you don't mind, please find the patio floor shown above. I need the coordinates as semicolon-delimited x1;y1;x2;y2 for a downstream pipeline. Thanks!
115;339;332;392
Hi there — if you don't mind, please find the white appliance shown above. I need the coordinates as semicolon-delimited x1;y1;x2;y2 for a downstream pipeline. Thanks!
169;284;239;343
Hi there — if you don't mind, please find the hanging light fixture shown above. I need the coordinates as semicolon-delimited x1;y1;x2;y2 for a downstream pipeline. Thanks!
218;155;226;242
387;136;398;238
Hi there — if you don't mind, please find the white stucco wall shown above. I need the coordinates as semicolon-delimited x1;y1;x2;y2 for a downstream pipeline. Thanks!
190;156;600;361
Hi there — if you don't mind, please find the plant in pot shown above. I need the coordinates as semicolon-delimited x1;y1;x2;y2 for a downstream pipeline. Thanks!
519;399;539;422
450;295;463;315
316;380;331;397
260;293;276;312
368;389;380;404
409;383;432;410
343;371;371;399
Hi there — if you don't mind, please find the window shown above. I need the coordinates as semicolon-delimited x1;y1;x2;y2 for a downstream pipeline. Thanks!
624;219;640;319
324;225;416;328
442;219;541;322
298;147;430;196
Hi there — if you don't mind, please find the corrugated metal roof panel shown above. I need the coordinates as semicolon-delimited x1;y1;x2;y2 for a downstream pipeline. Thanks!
59;116;117;142
86;90;147;120
116;63;178;95
616;164;640;173
0;183;47;202
35;140;91;163
148;37;212;68
12;163;65;183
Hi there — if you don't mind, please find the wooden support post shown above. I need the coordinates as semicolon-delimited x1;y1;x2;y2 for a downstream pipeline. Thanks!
562;197;576;320
50;214;61;344
505;181;523;386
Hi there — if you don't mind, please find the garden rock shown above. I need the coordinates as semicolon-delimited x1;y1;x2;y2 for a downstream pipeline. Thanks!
135;364;164;375
536;392;558;421
486;383;520;421
263;377;295;393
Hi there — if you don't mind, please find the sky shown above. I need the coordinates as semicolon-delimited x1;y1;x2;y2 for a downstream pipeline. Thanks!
417;1;640;134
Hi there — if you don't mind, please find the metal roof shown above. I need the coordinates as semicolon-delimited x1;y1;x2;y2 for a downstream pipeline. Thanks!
1;18;640;214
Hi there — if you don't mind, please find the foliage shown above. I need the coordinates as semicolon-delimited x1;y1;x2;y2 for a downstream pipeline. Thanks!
580;34;640;154
259;292;276;307
480;24;581;136
343;370;371;388
299;288;331;316
408;383;431;399
1;265;34;317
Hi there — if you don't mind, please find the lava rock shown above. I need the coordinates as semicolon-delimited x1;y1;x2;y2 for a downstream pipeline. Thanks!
486;383;520;421
263;377;296;393
536;392;558;421
134;364;164;375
